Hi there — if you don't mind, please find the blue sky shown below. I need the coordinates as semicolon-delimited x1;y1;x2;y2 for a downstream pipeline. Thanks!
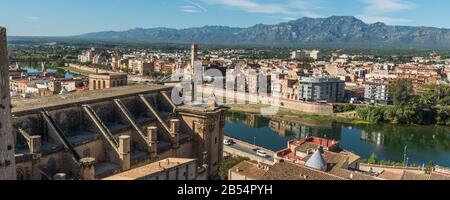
0;0;449;36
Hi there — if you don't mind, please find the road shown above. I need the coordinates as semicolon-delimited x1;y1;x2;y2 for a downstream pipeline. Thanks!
223;136;275;165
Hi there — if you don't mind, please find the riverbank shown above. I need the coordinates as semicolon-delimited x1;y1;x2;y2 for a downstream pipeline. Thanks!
227;103;370;125
56;66;93;76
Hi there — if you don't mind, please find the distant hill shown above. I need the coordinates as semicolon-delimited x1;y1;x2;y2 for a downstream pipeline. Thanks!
13;16;450;49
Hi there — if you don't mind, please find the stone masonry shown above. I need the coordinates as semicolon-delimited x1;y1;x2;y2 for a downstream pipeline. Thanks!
0;26;16;180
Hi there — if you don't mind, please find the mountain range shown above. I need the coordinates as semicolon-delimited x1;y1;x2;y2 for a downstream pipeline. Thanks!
16;16;450;49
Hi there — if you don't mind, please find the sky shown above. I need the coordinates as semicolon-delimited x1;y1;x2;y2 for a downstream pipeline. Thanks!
1;0;449;36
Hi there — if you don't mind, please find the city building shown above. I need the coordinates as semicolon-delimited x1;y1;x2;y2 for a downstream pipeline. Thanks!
291;50;321;60
10;79;29;94
78;48;96;63
280;72;299;100
298;76;345;102
231;135;450;180
364;81;392;104
89;73;128;90
128;59;154;75
0;27;16;180
9;69;28;79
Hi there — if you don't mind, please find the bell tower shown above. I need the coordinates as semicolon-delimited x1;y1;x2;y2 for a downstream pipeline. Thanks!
177;103;228;178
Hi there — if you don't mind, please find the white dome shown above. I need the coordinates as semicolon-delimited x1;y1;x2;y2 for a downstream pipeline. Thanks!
305;149;327;171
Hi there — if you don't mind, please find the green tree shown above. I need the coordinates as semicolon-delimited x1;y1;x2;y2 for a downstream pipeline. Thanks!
367;107;386;124
394;97;424;124
368;153;378;164
357;107;370;120
383;106;398;123
390;79;413;106
218;156;249;180
343;103;356;112
435;107;450;125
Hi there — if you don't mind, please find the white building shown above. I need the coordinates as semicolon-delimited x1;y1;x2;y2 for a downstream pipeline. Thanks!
291;50;322;60
364;82;392;105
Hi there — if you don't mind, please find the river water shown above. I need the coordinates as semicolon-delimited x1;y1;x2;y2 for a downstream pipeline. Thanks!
26;67;77;79
225;112;450;168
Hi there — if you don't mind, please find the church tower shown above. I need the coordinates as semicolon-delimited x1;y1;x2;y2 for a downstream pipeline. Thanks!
177;102;228;179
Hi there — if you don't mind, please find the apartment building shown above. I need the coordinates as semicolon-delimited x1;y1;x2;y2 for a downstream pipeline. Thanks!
298;76;345;102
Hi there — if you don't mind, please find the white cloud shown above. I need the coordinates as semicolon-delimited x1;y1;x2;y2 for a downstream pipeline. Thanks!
357;15;411;25
25;16;41;20
185;0;207;11
201;0;287;14
299;11;323;18
200;0;322;20
180;0;207;13
358;0;415;25
180;5;202;13
363;0;415;14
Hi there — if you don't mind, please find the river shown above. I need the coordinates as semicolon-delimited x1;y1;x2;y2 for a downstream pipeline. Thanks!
26;67;77;79
225;112;450;168
14;63;78;79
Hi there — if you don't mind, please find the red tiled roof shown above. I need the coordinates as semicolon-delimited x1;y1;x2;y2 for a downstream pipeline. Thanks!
289;136;339;149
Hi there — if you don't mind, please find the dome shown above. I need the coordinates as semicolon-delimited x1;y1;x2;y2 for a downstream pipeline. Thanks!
305;149;327;171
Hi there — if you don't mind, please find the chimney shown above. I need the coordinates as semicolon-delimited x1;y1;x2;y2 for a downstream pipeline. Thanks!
119;135;131;171
170;119;180;148
79;157;96;180
146;126;158;157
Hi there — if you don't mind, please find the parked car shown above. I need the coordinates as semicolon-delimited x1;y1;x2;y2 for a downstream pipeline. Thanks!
256;150;268;158
224;139;234;146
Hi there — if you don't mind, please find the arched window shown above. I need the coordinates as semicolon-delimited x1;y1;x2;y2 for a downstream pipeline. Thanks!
103;80;106;89
93;80;97;90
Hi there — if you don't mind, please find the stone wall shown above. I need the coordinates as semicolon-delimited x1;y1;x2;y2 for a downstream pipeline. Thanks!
201;86;334;116
0;27;16;180
10;85;226;180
